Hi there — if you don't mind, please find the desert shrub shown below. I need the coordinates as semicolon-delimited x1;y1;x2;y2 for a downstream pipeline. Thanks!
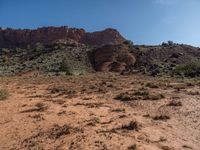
167;100;182;107
0;89;9;101
128;144;137;150
115;92;137;101
123;40;134;46
173;61;200;77
133;90;149;97
26;44;31;50
35;43;44;51
60;57;73;75
15;48;25;53
146;82;159;88
1;48;10;54
187;90;200;95
145;93;165;100
54;43;65;50
121;121;139;131
153;115;170;121
167;40;174;45
2;55;9;63
115;90;164;101
60;53;89;76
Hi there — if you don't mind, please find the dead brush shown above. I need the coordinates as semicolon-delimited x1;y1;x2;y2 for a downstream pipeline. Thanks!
114;92;138;101
146;82;159;88
143;93;165;100
20;102;48;113
115;89;165;101
121;120;139;131
172;83;187;91
167;100;182;107
87;117;100;126
49;86;76;98
133;89;165;100
187;90;200;95
153;115;170;121
128;144;137;150
48;124;71;139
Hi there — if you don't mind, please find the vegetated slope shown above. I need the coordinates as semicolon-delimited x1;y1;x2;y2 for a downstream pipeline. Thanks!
131;43;200;76
0;39;93;76
0;26;200;77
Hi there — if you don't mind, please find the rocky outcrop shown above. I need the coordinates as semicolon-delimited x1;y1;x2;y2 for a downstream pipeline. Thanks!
0;26;125;48
93;44;136;72
82;28;125;46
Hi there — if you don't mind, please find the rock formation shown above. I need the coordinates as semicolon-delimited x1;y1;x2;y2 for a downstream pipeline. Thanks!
93;44;136;72
0;26;125;48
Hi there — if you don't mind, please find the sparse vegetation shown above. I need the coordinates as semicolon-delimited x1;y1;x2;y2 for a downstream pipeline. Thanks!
115;89;165;101
48;124;71;139
0;27;200;149
115;92;138;101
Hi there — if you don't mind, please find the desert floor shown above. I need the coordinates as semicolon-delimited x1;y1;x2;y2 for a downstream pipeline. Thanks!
0;72;200;150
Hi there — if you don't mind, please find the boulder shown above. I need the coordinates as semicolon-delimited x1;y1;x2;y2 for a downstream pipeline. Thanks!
93;44;136;72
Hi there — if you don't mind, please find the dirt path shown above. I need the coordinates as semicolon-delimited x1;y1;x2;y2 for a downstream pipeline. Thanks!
0;73;199;150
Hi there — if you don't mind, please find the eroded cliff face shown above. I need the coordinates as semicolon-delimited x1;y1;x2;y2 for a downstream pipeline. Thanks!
0;26;125;48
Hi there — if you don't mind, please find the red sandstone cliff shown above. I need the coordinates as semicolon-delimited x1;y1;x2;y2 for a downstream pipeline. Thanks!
0;26;125;48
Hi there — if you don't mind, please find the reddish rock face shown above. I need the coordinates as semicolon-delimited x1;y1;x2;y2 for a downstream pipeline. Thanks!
93;44;136;72
82;28;125;46
0;26;125;48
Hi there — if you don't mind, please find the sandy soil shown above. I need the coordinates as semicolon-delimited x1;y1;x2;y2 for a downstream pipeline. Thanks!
0;72;199;150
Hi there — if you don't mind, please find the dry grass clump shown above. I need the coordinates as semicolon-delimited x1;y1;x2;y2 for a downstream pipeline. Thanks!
167;100;182;107
146;82;159;88
171;83;187;91
121;121;139;131
153;115;170;121
48;124;71;139
128;144;137;150
114;92;138;101
115;89;165;101
133;89;165;100
0;89;9;101
187;90;200;95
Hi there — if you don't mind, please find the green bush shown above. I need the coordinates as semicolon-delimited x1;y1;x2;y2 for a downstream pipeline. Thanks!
60;57;73;75
60;55;88;76
1;48;10;54
15;48;25;53
35;43;44;51
123;40;134;46
173;61;200;77
0;89;9;101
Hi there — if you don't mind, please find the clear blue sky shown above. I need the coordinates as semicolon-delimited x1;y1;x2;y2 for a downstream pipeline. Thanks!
0;0;200;46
